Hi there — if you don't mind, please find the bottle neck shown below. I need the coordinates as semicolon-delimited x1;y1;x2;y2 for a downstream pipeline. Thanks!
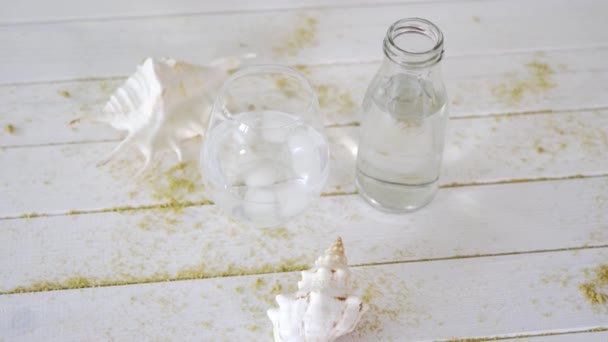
380;56;442;78
382;18;444;70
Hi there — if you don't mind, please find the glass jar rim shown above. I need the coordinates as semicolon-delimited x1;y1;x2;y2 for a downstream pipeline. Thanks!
212;64;319;129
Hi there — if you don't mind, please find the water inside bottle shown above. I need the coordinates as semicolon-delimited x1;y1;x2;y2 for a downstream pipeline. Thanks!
356;73;448;212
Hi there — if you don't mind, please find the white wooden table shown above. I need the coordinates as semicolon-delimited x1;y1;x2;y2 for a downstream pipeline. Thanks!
1;0;608;341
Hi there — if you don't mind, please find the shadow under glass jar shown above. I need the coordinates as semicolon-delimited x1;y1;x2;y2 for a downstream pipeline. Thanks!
355;18;448;213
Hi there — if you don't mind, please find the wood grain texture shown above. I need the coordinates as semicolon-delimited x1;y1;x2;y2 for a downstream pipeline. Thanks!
1;176;607;293
1;0;607;83
0;0;458;24
2;47;607;148
1;248;606;341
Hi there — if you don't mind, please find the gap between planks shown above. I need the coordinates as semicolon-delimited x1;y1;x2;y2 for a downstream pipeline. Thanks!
323;106;608;128
3;106;608;149
435;327;608;342
2;243;607;296
1;173;607;221
0;0;507;27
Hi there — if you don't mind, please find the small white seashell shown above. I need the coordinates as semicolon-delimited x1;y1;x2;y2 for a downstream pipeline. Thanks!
99;55;253;174
268;237;367;342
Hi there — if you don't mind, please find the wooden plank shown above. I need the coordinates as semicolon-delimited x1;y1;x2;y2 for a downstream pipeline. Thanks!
2;109;608;218
1;175;607;293
512;332;608;342
1;0;607;83
2;47;607;147
1;248;606;341
0;0;455;24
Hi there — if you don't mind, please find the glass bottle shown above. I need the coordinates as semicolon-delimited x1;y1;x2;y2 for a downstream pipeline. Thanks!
355;18;448;213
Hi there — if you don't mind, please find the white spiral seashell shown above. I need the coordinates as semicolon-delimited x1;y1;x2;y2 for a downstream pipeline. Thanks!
99;55;253;174
268;237;367;342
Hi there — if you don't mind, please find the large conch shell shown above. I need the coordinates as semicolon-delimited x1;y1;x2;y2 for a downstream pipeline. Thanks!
99;55;252;173
268;237;367;342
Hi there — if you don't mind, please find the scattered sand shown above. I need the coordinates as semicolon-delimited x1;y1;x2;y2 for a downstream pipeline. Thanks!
579;264;608;305
58;90;71;98
4;124;15;134
492;61;555;105
273;16;318;56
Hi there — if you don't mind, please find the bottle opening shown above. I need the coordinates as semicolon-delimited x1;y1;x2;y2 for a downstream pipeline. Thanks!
383;18;444;67
393;31;436;53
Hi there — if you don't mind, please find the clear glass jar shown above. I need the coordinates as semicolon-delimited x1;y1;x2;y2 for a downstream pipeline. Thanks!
201;65;329;226
355;18;448;213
